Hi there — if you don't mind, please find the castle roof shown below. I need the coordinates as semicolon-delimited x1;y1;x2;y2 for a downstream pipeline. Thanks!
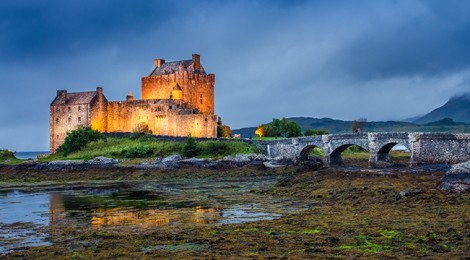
149;60;207;76
51;91;97;106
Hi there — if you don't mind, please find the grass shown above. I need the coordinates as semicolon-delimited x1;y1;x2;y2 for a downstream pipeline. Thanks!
40;137;255;161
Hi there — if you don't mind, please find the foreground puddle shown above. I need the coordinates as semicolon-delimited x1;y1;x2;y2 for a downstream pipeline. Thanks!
0;176;311;253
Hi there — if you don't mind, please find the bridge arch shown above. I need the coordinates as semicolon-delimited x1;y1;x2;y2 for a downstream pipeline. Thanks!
299;145;326;161
376;142;411;164
329;144;369;165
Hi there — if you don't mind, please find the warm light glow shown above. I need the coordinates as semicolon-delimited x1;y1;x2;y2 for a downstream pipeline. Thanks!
91;208;170;229
255;125;265;137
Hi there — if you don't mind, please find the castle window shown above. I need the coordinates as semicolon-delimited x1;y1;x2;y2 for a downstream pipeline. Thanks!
78;117;81;122
56;118;59;123
169;105;173;110
56;107;59;112
200;94;203;104
78;106;81;111
68;107;71;112
68;117;71;123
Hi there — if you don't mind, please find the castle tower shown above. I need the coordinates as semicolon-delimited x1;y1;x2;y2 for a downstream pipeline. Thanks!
141;54;215;114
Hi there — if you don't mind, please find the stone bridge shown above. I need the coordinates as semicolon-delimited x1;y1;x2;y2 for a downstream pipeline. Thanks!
255;132;470;167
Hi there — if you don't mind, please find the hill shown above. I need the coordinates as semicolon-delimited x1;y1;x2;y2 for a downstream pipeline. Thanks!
232;117;470;138
413;93;470;124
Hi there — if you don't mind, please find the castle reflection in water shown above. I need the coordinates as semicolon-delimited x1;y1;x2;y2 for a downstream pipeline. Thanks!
48;193;221;229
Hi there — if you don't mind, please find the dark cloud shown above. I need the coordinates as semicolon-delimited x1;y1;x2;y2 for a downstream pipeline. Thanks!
1;0;470;151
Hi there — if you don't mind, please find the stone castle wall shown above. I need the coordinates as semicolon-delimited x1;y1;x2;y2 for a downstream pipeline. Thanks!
141;72;215;114
106;99;216;137
50;102;93;153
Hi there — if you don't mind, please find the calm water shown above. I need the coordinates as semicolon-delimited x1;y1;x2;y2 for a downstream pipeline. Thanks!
14;151;49;160
0;177;311;253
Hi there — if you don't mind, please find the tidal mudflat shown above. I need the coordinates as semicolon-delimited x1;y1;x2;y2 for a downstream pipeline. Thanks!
0;166;469;258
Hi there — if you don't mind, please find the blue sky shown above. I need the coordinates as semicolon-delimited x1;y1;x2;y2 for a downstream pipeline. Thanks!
1;0;470;151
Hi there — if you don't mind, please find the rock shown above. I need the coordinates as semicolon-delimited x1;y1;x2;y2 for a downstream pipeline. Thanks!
398;188;421;197
439;161;470;193
161;155;182;164
48;160;86;165
373;161;395;168
87;156;118;165
178;158;211;167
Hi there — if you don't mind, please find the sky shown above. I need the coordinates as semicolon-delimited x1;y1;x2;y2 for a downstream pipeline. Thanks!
1;0;470;151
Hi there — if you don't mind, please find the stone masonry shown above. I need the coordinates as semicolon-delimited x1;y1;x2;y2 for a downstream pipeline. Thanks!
258;132;470;166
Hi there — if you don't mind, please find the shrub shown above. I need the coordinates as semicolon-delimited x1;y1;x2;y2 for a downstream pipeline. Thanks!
56;127;106;156
204;141;230;157
181;137;201;158
121;145;155;158
0;150;16;160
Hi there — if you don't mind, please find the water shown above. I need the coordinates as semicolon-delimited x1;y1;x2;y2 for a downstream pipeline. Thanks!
14;151;49;160
0;177;311;253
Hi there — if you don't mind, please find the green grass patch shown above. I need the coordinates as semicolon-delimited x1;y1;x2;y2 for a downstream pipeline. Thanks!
42;137;255;161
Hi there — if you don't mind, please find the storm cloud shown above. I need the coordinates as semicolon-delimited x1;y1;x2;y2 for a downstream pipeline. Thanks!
1;0;470;151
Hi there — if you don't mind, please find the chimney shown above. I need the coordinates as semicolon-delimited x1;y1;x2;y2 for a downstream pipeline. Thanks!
126;91;134;101
192;54;201;71
96;87;103;95
57;90;67;97
154;59;165;67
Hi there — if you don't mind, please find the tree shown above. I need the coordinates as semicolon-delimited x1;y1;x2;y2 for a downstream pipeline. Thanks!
304;129;330;136
257;118;302;138
217;117;231;138
56;127;105;156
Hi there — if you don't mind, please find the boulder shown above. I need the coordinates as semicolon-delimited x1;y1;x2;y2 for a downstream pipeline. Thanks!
439;161;470;193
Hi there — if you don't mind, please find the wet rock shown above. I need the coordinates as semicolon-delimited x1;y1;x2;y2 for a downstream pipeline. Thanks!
299;158;323;171
87;156;118;165
398;188;422;197
373;161;395;168
439;161;470;193
161;155;182;164
178;158;211;167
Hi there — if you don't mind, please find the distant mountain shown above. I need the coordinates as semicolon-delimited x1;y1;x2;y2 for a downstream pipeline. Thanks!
413;93;470;124
231;117;470;138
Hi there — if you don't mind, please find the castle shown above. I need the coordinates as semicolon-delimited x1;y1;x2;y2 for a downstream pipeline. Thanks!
50;54;217;153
